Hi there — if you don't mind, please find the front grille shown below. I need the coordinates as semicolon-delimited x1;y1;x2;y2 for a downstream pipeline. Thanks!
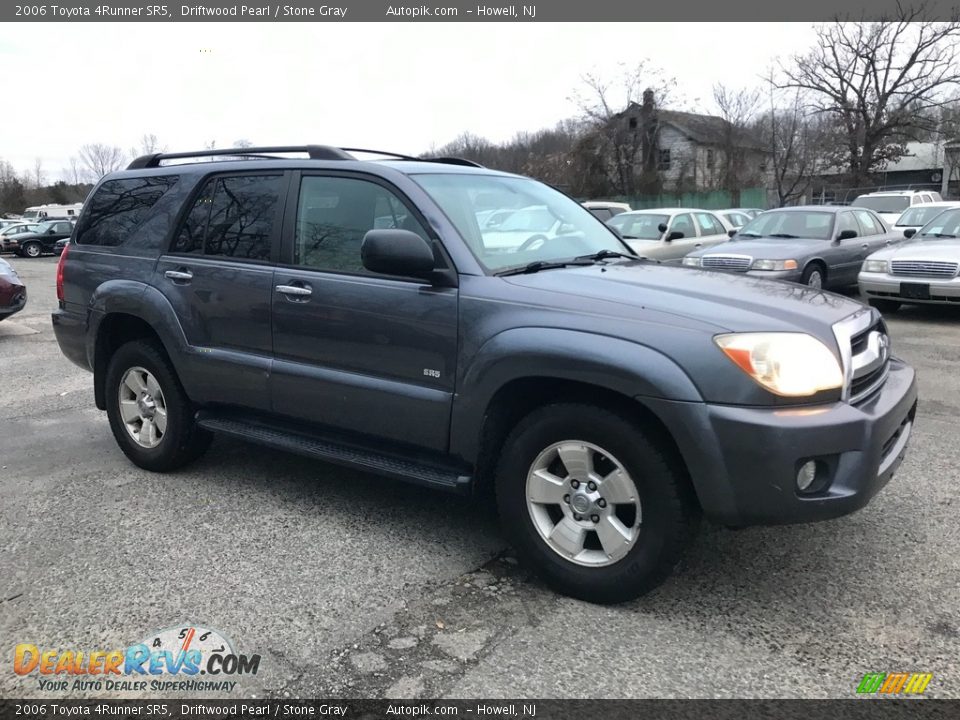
700;255;751;271
890;260;959;279
848;316;890;404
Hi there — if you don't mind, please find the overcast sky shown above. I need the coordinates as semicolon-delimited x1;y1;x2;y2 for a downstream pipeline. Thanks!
1;23;820;181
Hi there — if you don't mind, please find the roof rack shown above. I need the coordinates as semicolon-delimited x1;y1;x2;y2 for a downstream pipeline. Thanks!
126;145;485;170
127;145;354;169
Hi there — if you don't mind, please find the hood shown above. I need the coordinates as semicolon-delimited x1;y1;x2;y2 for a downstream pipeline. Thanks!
688;237;831;260
503;260;864;341
867;237;960;260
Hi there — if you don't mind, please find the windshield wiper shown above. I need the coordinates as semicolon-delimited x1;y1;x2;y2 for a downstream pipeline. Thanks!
767;233;799;238
573;249;636;262
737;231;761;237
926;233;957;238
495;260;594;277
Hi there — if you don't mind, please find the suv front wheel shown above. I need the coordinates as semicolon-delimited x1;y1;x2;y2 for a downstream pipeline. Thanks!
495;403;698;604
105;340;211;472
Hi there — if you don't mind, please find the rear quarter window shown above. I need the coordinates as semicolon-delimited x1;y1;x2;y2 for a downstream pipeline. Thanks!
76;176;179;246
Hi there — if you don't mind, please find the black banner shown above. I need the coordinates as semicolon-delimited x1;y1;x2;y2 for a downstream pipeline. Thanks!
2;700;960;720
2;0;960;22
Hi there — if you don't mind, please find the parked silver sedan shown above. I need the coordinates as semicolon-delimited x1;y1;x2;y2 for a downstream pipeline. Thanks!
860;206;960;312
607;208;733;262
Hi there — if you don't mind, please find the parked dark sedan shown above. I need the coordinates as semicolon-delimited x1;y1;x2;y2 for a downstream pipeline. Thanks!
0;257;26;320
682;206;902;289
6;220;74;258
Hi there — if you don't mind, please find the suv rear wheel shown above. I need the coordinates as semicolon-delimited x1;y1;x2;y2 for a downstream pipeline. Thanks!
105;340;211;472
495;403;698;603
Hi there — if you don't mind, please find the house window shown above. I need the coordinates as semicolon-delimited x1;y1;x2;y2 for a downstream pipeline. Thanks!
707;149;714;168
628;117;638;130
658;149;671;170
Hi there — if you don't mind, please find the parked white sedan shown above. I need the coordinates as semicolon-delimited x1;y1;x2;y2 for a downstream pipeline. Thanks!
860;206;960;312
890;202;960;236
607;208;734;262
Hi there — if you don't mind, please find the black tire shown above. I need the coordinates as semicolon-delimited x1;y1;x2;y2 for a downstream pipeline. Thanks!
105;340;211;472
868;298;901;314
495;403;699;604
21;242;42;258
800;263;826;288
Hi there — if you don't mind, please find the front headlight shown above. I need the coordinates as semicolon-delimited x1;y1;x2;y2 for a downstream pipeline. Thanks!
751;259;798;271
682;257;701;267
862;259;888;273
715;332;843;397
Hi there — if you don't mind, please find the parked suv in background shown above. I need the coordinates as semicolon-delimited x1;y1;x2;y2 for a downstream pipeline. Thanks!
7;220;73;257
53;146;918;603
851;189;943;227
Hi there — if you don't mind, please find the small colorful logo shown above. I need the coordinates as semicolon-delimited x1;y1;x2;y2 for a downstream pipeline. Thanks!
14;624;260;693
856;672;932;696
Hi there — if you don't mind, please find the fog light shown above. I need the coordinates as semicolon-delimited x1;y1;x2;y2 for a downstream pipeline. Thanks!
797;460;818;492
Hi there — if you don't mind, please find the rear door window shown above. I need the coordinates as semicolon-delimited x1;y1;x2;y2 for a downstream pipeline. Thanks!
170;174;283;261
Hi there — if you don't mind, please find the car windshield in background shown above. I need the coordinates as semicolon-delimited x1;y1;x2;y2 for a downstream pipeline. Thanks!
412;173;627;272
608;213;668;240
917;208;960;238
896;206;950;227
852;196;910;213
737;210;834;240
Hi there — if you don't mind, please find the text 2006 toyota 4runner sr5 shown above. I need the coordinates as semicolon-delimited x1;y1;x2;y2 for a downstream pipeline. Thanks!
53;146;918;603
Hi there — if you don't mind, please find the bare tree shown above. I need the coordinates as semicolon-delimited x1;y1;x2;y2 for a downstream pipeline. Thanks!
782;8;960;185
130;133;165;159
78;143;126;180
571;61;678;196
67;157;84;186
713;84;762;203
233;138;253;148
31;158;45;190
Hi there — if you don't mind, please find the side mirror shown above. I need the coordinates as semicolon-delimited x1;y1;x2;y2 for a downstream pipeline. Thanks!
361;229;436;279
657;223;669;233
903;228;917;239
666;231;684;241
837;229;858;241
48;228;57;234
727;229;737;238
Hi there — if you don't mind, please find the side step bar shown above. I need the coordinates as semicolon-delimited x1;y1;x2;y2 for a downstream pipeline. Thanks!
195;413;472;495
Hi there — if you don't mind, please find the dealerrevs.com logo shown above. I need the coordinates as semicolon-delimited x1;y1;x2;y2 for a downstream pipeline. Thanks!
14;624;260;693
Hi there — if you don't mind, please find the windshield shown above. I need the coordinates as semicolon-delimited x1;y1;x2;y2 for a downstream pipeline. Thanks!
917;208;960;238
736;210;834;240
413;173;629;272
896;206;951;227
21;210;39;220
608;213;669;240
852;196;910;214
498;207;557;233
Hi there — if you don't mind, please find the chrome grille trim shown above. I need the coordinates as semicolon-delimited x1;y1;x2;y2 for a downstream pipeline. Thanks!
700;254;752;271
890;260;959;279
832;309;890;404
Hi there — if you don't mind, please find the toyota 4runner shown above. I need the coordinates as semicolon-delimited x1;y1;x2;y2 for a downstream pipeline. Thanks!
52;145;918;603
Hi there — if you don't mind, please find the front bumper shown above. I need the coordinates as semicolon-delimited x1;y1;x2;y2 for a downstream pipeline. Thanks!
860;271;960;304
1;239;20;252
744;268;803;282
644;358;918;526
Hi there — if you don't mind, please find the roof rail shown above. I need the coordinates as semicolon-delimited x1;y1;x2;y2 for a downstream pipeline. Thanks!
423;156;484;168
126;145;354;169
125;145;486;170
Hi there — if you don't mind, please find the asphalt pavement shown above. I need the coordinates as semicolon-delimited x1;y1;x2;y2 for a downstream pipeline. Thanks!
1;256;958;699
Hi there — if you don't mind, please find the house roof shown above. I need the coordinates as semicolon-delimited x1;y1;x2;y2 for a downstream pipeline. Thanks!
621;102;767;152
882;142;942;172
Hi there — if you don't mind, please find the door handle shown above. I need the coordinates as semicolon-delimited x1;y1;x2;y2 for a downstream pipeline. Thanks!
861;243;869;250
164;269;193;282
695;243;703;248
276;284;313;298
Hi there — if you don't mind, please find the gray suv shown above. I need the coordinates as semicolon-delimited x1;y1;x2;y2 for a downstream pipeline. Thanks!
52;145;918;603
